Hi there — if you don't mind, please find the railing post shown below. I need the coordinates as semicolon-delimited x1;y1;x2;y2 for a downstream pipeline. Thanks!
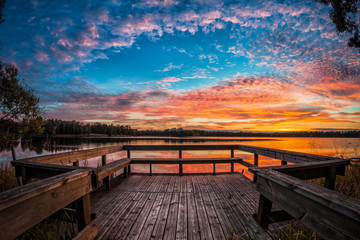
253;153;259;182
179;150;183;176
230;149;234;173
149;164;152;176
124;165;128;178
11;147;25;186
281;160;287;165
102;155;110;190
75;193;92;231
213;163;216;175
325;165;337;190
14;166;23;186
11;146;17;161
127;149;131;174
256;194;273;229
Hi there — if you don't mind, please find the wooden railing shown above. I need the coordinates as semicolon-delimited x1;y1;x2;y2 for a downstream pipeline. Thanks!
0;169;97;240
124;144;243;175
1;143;357;239
252;164;360;239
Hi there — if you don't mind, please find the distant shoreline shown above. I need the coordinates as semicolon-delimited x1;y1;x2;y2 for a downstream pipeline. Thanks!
34;134;359;139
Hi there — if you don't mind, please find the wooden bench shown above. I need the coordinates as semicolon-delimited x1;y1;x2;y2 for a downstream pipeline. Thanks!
129;157;248;175
95;158;131;190
254;169;360;239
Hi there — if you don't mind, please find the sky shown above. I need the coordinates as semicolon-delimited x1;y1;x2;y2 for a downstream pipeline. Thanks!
1;0;359;131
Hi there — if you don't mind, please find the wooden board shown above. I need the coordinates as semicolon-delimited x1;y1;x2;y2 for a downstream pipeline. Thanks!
91;174;275;240
97;158;131;180
23;145;124;165
124;145;239;151
256;169;360;239
130;157;243;164
0;169;93;240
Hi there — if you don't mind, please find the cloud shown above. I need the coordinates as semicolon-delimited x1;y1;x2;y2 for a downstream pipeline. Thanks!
156;63;183;72
2;0;359;131
43;73;360;131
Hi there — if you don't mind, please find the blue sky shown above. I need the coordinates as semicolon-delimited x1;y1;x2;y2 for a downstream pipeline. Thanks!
1;0;359;131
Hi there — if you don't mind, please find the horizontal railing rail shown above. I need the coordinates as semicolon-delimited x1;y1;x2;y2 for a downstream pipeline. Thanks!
123;144;239;151
5;143;355;240
253;168;360;239
21;145;124;165
237;145;337;163
0;169;97;240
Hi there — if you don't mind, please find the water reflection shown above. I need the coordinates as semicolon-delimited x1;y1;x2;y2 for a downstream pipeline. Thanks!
0;137;359;179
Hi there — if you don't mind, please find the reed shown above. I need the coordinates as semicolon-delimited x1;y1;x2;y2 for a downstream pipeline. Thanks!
0;163;17;192
15;212;77;240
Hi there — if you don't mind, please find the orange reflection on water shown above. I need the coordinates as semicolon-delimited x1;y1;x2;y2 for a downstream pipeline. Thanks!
81;137;359;180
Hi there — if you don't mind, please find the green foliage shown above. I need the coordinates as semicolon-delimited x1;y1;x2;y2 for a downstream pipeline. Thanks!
0;62;43;150
316;0;360;50
43;119;136;136
0;62;41;122
0;0;5;24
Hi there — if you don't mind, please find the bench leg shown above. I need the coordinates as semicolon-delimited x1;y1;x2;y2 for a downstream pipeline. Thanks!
256;194;273;229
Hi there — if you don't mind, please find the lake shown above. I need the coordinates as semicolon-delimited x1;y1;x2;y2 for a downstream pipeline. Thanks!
1;137;359;178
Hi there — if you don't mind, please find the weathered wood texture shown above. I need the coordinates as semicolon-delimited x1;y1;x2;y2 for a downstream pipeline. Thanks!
130;157;243;164
237;145;338;163
97;158;131;181
21;145;124;165
124;144;239;151
11;160;94;181
0;169;93;240
73;217;98;240
255;169;360;240
91;173;271;240
250;159;349;180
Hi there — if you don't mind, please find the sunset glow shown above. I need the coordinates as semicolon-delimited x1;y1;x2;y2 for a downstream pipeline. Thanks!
1;0;359;131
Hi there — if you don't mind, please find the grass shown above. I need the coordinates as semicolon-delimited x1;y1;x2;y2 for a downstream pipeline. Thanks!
15;214;77;240
309;160;360;199
268;222;321;240
0;163;18;192
1;144;359;240
0;164;78;239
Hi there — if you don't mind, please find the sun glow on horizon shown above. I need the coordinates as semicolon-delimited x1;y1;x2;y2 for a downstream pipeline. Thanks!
1;0;359;131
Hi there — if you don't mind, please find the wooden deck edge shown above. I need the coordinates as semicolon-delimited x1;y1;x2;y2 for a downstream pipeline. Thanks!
73;218;98;240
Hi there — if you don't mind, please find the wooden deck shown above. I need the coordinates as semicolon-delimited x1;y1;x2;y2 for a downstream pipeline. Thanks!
4;144;356;240
91;173;270;240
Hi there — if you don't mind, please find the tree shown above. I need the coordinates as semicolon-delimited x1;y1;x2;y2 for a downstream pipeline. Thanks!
317;0;360;50
0;62;43;150
0;0;43;151
0;0;5;24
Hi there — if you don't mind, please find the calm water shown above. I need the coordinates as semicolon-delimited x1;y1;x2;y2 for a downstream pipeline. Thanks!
1;137;359;178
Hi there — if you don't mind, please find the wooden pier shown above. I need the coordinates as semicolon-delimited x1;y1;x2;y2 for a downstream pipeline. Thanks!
0;143;359;240
91;174;269;240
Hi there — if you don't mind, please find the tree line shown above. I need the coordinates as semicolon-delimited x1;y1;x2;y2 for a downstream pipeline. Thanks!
43;119;137;136
38;120;359;138
137;129;360;138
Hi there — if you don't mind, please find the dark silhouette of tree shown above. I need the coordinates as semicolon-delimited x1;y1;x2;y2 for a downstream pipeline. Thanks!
0;1;43;151
317;0;360;50
0;0;5;24
0;62;43;150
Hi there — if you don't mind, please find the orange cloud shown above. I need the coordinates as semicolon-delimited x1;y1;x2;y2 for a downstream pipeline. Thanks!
45;72;359;132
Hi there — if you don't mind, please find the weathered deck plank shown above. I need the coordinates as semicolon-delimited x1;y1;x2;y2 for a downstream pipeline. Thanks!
92;173;271;240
